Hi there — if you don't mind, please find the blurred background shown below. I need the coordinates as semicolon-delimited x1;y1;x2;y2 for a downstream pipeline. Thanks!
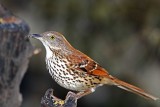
2;0;160;107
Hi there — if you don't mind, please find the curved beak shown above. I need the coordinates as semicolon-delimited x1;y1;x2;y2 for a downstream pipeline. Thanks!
28;34;42;39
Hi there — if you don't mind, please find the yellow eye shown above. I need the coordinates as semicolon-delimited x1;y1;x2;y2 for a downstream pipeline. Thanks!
50;35;55;40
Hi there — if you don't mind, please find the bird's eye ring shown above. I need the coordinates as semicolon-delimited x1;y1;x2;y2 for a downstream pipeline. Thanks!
50;35;55;40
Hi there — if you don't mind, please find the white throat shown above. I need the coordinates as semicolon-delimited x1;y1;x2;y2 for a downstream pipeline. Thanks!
43;43;53;59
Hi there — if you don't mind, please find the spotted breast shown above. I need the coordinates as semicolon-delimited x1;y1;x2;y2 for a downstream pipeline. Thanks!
46;49;104;91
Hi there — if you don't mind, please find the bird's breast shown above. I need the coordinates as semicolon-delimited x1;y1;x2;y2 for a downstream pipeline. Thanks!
44;43;53;59
46;57;103;91
46;57;79;90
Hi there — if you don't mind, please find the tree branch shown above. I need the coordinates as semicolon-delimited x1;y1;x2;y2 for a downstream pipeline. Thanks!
41;89;78;107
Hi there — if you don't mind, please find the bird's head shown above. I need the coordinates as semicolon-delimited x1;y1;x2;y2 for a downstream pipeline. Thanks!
29;31;72;51
29;31;74;58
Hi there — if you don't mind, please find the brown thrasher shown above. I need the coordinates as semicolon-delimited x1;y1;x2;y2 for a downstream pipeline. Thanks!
29;31;158;100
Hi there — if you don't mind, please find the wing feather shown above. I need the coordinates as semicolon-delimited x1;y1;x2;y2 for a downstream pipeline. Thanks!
68;50;109;77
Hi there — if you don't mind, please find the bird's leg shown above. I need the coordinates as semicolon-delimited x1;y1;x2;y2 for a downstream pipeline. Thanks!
76;88;96;99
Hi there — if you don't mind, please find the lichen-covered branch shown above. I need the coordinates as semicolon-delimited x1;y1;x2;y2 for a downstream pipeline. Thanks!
41;89;78;107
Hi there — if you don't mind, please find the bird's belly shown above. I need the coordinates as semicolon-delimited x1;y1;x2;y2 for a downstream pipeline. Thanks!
47;59;102;91
55;77;90;91
49;68;101;91
51;70;92;91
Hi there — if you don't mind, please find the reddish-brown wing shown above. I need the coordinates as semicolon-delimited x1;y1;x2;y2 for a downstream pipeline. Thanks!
68;50;109;77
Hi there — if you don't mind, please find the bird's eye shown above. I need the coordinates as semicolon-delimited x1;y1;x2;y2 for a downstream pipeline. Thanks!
50;35;55;40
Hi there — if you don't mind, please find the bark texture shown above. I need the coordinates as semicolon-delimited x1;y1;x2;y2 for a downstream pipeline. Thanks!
0;3;33;107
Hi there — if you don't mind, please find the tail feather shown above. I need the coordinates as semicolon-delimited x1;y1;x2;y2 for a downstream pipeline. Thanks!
109;76;159;100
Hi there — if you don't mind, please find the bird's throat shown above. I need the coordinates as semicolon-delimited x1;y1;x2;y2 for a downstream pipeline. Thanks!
43;44;53;59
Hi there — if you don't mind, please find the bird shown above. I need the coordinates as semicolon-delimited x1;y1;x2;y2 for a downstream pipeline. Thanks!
29;31;158;100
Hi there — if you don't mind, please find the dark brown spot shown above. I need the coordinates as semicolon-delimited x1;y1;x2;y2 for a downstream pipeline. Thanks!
80;68;87;72
61;65;65;69
57;64;61;68
84;78;88;81
66;69;70;72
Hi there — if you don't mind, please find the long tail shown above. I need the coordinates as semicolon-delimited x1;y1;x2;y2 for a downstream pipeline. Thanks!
107;76;159;100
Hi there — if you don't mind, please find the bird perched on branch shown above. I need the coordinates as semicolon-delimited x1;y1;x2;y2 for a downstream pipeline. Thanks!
29;31;158;100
